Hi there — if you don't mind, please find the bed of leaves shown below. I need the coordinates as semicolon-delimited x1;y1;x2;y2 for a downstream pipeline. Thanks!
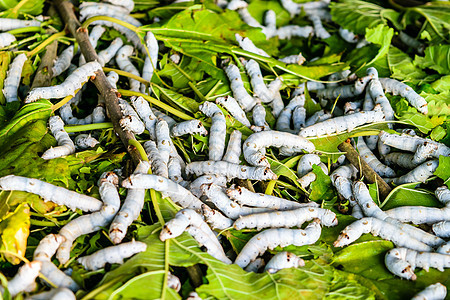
0;0;449;299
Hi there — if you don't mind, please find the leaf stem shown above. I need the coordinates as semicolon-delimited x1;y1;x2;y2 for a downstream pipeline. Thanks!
64;122;114;133
103;67;149;84
51;95;74;111
7;27;44;35
128;139;148;162
27;31;66;57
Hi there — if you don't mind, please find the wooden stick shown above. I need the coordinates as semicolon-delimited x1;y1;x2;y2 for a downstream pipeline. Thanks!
54;0;142;165
338;139;392;199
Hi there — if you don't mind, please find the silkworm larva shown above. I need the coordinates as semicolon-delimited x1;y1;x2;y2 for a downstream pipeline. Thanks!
80;3;141;27
357;138;395;177
171;120;208;137
155;118;173;164
244;59;273;103
141;32;158;93
222;130;242;165
225;64;257;111
0;18;41;31
432;221;450;238
379;78;428;114
234;206;337;230
262;10;277;38
368;71;395;125
227;185;318;210
98;37;124;66
189;174;226;198
103;0;134;12
0;261;41;297
276;25;313;39
330;165;363;219
278;53;306;65
41;116;76;160
436;186;450;205
167;272;181;292
186;226;232;264
343;101;361;115
201;204;233;230
118;99;145;134
293;81;325;96
297;154;321;177
201;183;270;219
384;152;417;169
3;53;27;103
276;95;305;133
131;96;157;140
297;163;328;189
398;32;424;54
235;33;270;58
316;69;375;100
384;206;450;225
109;161;150;244
309;14;330;39
215;95;251;127
385;248;450;280
116;45;141;92
304;109;332;127
252;103;270;131
78;240;147;271
26;287;76;300
384;160;439;185
62;105;106;125
280;0;329;17
413;142;439;165
186;161;277;181
0;32;16;48
226;0;247;11
122;174;204;210
298;105;385;137
411;283;447;300
74;134;99;149
199;102;226;161
436;241;450;255
291;106;307;133
269;91;284;118
25;61;102;103
264;252;305;274
34;234;64;261
333;217;433;252
78;25;106;66
52;46;75;77
168;157;187;187
339;28;358;43
245;258;265;273
243;130;315;167
234;220;322;268
39;262;80;292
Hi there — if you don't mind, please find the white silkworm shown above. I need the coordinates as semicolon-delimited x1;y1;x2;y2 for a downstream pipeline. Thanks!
74;134;99;149
269;91;284;118
304;110;332;127
26;287;76;300
189;174;226;198
411;283;447;300
234;220;322;268
244;59;273;103
98;37;124;66
122;174;204;210
0;18;41;31
103;0;134;12
278;53;306;65
39;262;80;292
251;103;270;132
413;142;439;164
25;61;102;103
199;102;226;161
34;234;64;261
379;78;428;114
167;157;186;186
80;3;141;27
106;71;119;89
292;105;306;132
339;28;358;43
293;81;325;96
167;272;181;292
186;161;277;181
344;102;361;115
276;25;313;39
368;70;395;125
330;164;363;219
384;152;417;169
119;99;145;134
57;173;120;263
384;206;450;225
141;32;158;93
171;120;208;137
186;226;232;264
222;130;242;165
0;32;16;48
385;248;450;280
0;261;41;297
0;175;102;211
233;206;337;230
62;105;106;125
433;221;450;238
297;163;328;189
309;14;330;39
186;292;202;300
316;69;375;100
298;105;385;137
436;186;450;205
235;33;270;57
399;32;424;54
297;154;321;177
41;116;75;159
243;131;315;167
216;95;251;127
227;185;318;210
225;64;257;111
201;204;233;230
154;118;174;165
245;258;265;273
264;252;305;274
109;161;150;244
280;0;329;17
226;0;247;11
201;183;270;219
116;45;141;92
79;25;106;66
357;138;395;177
89;20;143;53
52;46;74;77
385;160;439;185
169;53;181;64
78;240;147;271
3;53;27;103
333;217;432;252
262;10;277;38
131;96;157;140
276;95;305;133
436;241;450;255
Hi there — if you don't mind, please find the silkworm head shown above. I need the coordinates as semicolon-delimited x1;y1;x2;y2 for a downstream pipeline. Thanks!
321;210;338;227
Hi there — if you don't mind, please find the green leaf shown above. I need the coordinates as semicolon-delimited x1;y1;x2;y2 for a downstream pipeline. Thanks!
430;125;446;141
430;75;450;92
0;0;44;15
0;203;30;264
405;3;450;43
380;183;441;210
434;156;450;188
310;164;335;201
247;0;291;27
365;24;394;65
397;112;445;134
421;91;450;117
152;84;200;114
414;45;450;75
267;156;301;188
387;47;428;84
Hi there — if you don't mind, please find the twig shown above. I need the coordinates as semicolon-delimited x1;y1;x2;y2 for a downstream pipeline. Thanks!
338;139;392;199
54;0;142;165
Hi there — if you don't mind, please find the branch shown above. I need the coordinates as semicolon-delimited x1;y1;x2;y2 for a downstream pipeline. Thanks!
338;139;392;199
54;0;142;165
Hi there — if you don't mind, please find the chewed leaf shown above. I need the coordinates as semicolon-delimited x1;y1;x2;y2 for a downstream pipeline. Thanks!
380;182;440;210
0;203;30;264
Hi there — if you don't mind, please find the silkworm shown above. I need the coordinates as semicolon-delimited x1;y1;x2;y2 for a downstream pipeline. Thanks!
293;81;325;96
343;101;361;115
297;163;328;189
333;217;433;252
234;206;337;230
339;28;358;43
3;53;27;102
226;0;248;11
80;3;141;27
276;25;314;40
292;105;306;131
169;53;181;64
411;283;447;300
436;186;450;204
298;105;385;137
155;118;175;164
278;53;306;65
52;46;75;77
167;272;181;292
201;183;270;219
189;174;226;198
122;174;204;210
262;10;277;38
26;287;76;300
384;160;439;185
276;95;305;133
0;18;41;31
227;185;318;210
251;103;270;132
280;0;329;17
235;33;270;57
413;142;439;165
304;110;332;127
131;96;157;140
269;91;284;118
34;234;64;261
25;61;102;103
398;32;424;54
379;78;428;114
201;204;233;230
244;59;273;103
74;134;99;149
243;131;315;167
368;71;395;125
141;32;158;93
171;120;208;137
222;130;242;165
98;37;124;66
357;138;395;177
330;165;363;218
168;157;188;187
61;105;106;125
316;69;375;100
186;161;277;181
109;161;150;244
384;205;450;225
245;258;265;273
234;220;322;268
41;116;76;160
385;248;450;280
103;0;134;12
119;99;145;134
264;252;305;274
186;226;232;264
297;154;321;177
199;101;226;161
0;261;41;297
433;221;450;238
309;14;330;39
0;32;16;48
225;64;257;111
384;152;417;169
436;241;450;255
78;240;147;271
116;45;141;92
78;25;106;66
216;95;251;127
